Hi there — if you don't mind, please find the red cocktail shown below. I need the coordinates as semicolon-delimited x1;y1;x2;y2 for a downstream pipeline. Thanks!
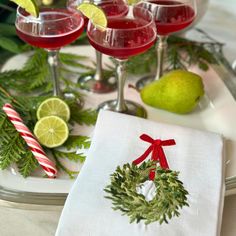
16;9;84;50
101;0;129;18
142;0;195;35
15;7;84;96
136;0;197;88
87;6;156;117
67;0;129;93
88;18;156;59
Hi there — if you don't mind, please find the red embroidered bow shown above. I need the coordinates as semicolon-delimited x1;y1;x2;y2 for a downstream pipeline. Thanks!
133;134;176;180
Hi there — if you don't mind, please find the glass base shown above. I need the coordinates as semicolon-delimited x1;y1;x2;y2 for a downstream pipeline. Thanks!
63;92;84;108
98;100;147;118
78;74;116;93
135;74;155;90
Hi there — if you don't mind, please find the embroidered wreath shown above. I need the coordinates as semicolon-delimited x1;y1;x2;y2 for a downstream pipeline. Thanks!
104;134;189;225
104;160;189;225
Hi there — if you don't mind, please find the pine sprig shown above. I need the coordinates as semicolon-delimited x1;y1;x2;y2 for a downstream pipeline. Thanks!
104;161;189;225
126;31;223;75
63;135;91;150
59;52;93;70
0;117;27;170
52;150;80;179
53;149;86;163
69;107;98;126
0;29;227;178
17;152;39;178
0;49;50;93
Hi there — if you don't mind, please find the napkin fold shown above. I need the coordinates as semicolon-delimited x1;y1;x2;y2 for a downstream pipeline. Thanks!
56;110;225;236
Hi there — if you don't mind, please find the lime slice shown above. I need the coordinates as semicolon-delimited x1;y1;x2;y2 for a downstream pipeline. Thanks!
37;97;70;122
126;0;141;5
11;0;39;17
34;116;69;148
77;3;107;30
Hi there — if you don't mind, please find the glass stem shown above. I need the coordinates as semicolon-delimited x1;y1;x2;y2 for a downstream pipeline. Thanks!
155;35;168;80
47;49;61;97
94;50;103;81
114;59;128;112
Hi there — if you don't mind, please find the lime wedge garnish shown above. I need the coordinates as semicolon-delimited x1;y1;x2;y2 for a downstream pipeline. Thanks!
126;0;141;5
77;3;107;30
11;0;39;17
34;116;69;148
37;97;70;122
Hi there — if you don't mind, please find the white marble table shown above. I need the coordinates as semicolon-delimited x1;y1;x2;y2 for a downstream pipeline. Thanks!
0;0;236;235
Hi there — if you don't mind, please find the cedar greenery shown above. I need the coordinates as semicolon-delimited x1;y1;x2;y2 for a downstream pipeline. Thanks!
126;29;224;75
0;26;228;178
0;84;96;178
104;161;189;224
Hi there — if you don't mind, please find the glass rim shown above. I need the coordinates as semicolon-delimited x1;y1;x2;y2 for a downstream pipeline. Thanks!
88;6;155;32
16;6;84;23
144;0;196;6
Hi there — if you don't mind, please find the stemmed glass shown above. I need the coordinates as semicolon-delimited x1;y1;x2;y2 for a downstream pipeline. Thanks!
15;7;84;97
67;0;129;93
87;6;157;117
136;0;197;89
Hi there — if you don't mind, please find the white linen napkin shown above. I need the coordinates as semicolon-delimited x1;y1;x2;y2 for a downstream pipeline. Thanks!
56;110;225;236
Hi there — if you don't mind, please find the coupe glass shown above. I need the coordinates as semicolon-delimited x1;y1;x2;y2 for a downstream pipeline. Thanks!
67;0;129;93
15;7;84;97
136;0;197;89
87;6;156;117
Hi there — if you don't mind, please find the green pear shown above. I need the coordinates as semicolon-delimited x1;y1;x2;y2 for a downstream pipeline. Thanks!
140;70;205;114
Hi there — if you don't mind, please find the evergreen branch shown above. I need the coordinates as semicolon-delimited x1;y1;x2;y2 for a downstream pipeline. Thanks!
0;131;26;170
52;150;80;179
16;152;39;178
63;135;91;150
53;149;86;163
0;29;229;178
69;107;98;126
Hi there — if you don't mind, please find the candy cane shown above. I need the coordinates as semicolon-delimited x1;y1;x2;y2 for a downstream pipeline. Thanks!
3;103;57;178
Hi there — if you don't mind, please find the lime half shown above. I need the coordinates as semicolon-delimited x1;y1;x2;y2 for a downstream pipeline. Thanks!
11;0;39;17
77;3;107;30
34;116;69;148
37;97;70;122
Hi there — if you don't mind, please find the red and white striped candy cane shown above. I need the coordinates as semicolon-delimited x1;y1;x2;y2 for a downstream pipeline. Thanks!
3;103;57;178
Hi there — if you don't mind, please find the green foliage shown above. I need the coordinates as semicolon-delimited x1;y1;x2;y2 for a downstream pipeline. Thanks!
126;29;224;75
0;48;50;93
17;152;39;177
0;4;229;180
0;85;94;178
69;108;98;126
0;114;39;177
64;135;91;150
104;161;189;225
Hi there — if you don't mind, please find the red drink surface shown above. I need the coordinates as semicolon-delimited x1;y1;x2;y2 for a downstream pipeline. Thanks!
141;0;195;35
16;9;84;50
101;1;129;17
88;18;156;59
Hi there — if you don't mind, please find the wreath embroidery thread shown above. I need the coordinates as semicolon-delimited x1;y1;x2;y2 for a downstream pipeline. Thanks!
104;134;189;225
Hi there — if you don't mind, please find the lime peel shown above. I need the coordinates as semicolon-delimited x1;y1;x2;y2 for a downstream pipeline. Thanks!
77;3;107;30
126;0;142;5
11;0;39;18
